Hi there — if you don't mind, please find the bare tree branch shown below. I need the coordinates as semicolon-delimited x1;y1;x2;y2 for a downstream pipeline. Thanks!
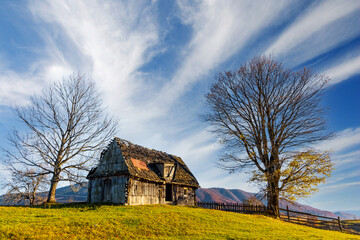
2;73;118;203
1;168;48;206
204;56;333;217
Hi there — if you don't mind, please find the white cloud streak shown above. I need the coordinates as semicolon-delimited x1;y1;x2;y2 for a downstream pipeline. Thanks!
153;0;292;113
316;127;360;153
0;59;73;106
323;55;360;85
327;169;360;184
0;70;41;106
265;0;360;66
313;127;360;200
320;181;360;193
29;0;160;115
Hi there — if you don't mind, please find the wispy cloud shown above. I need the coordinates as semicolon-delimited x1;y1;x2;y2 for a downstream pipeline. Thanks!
320;181;360;193
153;0;291;112
331;149;360;168
313;127;360;201
0;70;41;106
314;127;360;179
327;169;360;184
0;57;72;106
316;127;360;153
196;166;258;192
0;0;169;145
323;55;360;85
28;0;160;115
265;0;360;66
167;128;221;166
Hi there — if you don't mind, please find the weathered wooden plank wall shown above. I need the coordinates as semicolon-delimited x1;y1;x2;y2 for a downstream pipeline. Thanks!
89;175;129;204
128;179;162;205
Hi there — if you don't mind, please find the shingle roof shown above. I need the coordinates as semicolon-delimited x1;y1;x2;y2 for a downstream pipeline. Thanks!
87;138;200;188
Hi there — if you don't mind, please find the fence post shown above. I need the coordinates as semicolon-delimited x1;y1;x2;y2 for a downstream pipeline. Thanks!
337;217;343;232
286;205;290;221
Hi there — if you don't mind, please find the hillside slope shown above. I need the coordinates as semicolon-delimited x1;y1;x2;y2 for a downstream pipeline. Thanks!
0;205;358;240
1;185;359;220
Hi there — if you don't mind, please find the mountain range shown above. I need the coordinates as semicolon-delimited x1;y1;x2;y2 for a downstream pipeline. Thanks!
1;185;358;220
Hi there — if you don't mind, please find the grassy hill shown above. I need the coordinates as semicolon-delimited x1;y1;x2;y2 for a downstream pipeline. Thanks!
0;204;359;240
3;184;359;220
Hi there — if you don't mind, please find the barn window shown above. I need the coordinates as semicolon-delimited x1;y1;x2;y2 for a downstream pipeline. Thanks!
184;188;188;197
165;184;172;201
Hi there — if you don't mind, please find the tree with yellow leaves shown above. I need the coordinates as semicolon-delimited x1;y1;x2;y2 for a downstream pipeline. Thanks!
204;56;333;217
250;151;333;202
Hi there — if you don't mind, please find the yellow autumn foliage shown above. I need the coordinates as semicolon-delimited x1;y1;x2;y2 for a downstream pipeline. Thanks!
250;150;334;202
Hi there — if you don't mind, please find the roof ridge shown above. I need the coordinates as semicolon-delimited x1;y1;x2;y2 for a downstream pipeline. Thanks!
114;137;180;159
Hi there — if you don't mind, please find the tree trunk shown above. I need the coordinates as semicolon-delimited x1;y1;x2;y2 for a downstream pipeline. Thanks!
267;180;280;217
47;175;59;203
30;192;35;206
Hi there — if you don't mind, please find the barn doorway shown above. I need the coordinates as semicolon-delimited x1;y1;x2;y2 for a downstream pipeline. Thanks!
165;184;172;201
103;179;112;202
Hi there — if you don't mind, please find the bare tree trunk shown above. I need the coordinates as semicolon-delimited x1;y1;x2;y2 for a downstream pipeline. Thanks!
47;175;59;203
30;192;35;206
267;180;280;217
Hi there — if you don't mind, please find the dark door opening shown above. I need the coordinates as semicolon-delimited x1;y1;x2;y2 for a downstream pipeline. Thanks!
103;179;112;202
165;184;172;201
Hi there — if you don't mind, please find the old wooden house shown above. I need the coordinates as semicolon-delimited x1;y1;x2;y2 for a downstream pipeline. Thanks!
86;138;199;205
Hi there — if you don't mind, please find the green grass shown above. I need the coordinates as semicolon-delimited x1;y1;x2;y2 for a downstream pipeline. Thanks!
0;204;359;240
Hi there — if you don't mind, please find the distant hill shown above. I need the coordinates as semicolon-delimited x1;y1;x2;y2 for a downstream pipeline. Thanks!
196;187;255;204
53;185;88;203
1;184;359;220
337;210;360;218
334;212;360;220
0;184;88;205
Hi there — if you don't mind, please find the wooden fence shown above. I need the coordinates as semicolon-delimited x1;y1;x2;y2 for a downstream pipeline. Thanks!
279;206;343;232
197;202;266;214
197;202;353;234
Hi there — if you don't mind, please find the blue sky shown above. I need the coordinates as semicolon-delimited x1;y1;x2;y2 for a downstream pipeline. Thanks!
0;0;359;211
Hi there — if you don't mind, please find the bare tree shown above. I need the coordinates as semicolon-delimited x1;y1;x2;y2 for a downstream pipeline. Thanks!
204;56;333;216
2;168;48;205
4;74;118;202
243;195;262;206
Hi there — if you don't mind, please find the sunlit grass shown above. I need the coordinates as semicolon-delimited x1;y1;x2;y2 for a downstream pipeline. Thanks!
0;204;359;239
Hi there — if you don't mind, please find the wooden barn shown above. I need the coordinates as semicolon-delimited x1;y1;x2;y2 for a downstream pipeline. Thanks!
86;138;200;205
